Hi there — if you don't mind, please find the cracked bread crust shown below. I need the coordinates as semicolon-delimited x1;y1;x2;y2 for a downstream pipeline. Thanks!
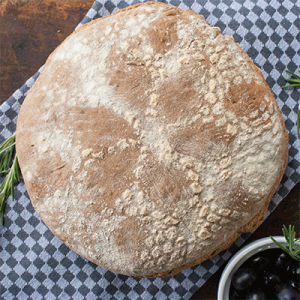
16;2;288;277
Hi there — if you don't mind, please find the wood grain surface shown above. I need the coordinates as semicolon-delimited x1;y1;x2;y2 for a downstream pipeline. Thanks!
0;1;299;299
0;0;94;104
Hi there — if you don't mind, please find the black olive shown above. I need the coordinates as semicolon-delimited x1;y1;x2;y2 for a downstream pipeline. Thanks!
290;261;300;279
263;272;281;288
229;288;244;300
245;291;266;300
232;268;257;291
289;277;300;292
248;255;270;271
275;283;300;300
275;252;293;272
230;248;300;300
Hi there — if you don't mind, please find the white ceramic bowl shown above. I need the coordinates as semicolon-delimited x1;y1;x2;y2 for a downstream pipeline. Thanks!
218;236;300;300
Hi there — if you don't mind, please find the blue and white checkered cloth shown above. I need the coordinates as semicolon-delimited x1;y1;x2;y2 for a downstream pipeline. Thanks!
0;1;299;299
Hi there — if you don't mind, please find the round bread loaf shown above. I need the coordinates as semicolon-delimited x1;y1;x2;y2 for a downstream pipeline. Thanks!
16;2;288;277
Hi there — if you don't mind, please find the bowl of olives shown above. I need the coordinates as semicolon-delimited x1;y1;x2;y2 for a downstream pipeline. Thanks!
218;226;300;300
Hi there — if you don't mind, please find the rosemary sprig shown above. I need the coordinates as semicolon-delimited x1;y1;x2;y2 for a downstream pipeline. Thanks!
270;225;300;262
282;69;300;134
0;133;21;226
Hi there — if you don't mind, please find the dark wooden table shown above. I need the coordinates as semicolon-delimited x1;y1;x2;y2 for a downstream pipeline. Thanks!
1;1;299;299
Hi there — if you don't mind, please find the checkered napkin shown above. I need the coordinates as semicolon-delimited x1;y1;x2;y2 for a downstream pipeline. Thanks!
1;0;299;299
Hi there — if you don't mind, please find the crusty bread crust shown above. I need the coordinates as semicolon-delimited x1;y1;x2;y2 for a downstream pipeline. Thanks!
16;2;288;277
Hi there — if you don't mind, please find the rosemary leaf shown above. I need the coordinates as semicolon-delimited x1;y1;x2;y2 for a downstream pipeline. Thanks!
282;84;300;89
270;225;300;262
286;69;300;80
283;78;300;84
282;69;300;134
0;134;21;226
